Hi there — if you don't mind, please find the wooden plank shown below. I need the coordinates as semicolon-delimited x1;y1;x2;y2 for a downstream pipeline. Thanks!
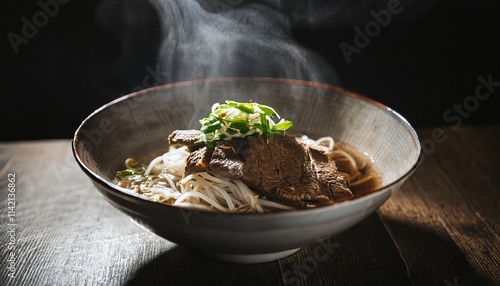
379;125;500;286
0;140;169;285
278;214;411;286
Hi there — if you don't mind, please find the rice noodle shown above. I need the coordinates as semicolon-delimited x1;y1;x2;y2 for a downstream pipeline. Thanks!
315;136;335;151
329;150;358;170
144;156;164;176
174;191;229;212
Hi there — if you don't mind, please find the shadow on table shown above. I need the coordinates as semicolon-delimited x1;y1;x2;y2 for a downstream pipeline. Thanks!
125;245;283;286
379;215;490;286
125;212;490;286
124;214;407;286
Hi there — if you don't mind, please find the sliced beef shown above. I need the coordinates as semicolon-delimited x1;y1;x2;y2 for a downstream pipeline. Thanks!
168;130;203;151
177;133;353;208
184;147;213;175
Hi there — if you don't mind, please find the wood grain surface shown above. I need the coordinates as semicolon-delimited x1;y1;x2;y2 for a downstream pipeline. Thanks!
0;124;498;286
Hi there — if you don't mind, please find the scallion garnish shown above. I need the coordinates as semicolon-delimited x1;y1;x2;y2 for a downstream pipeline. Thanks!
198;100;293;147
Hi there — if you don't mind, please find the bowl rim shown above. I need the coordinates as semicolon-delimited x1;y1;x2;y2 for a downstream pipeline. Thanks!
72;77;423;219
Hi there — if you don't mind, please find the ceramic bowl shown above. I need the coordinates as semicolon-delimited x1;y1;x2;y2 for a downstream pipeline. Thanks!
72;78;422;263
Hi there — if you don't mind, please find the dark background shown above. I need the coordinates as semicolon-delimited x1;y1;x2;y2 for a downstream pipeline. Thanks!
1;0;499;141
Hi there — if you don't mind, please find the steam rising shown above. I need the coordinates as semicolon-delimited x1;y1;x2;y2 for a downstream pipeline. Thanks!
153;0;338;84
92;0;340;128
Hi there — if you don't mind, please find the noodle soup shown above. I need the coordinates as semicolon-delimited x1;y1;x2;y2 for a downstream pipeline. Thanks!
114;136;380;213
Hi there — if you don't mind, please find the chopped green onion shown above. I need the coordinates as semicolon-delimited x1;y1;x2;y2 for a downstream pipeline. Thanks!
226;101;254;114
260;113;270;135
274;120;293;131
198;100;293;146
116;158;146;179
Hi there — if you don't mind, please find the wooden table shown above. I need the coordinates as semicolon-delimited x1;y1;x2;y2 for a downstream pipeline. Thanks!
1;124;498;286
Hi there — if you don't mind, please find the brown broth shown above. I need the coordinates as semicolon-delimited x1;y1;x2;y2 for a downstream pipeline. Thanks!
330;142;381;199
